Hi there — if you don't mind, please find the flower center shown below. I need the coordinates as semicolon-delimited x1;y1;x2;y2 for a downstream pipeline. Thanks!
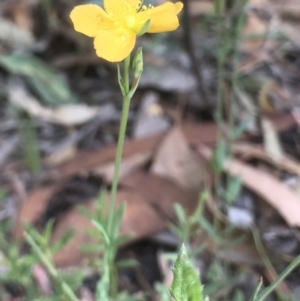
125;15;136;29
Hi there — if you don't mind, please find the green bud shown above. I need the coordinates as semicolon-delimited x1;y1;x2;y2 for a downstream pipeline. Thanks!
137;19;152;36
170;244;206;301
132;47;143;79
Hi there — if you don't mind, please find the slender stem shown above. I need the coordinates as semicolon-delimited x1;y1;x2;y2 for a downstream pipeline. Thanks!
255;254;300;301
215;0;226;167
250;277;263;301
107;54;131;238
252;227;286;300
228;0;247;151
25;233;79;301
213;0;226;251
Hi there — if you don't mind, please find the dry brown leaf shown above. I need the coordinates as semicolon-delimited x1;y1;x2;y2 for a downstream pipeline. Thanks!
151;127;207;190
93;152;152;182
57;132;166;178
199;146;300;227
15;171;198;267
14;185;60;240
233;143;300;176
56;116;296;179
38;188;167;267
52;172;198;267
120;171;199;218
14;115;297;267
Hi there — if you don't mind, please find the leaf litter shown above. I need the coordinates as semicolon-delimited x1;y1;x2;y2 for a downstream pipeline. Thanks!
1;0;300;299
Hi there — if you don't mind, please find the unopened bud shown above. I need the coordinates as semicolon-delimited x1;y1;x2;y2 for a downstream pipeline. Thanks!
132;47;143;78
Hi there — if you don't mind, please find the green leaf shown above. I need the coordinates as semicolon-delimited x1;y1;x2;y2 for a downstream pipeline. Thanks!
0;189;7;203
170;245;206;301
211;139;227;173
111;202;126;241
174;203;186;225
0;54;77;106
249;278;263;301
92;219;110;245
198;217;216;241
225;175;242;205
116;258;139;269
51;229;74;253
44;219;55;244
230;117;253;140
115;233;131;246
132;47;143;79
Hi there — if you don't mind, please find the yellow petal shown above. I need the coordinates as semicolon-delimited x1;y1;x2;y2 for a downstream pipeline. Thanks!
139;2;183;33
70;4;112;37
147;11;179;32
147;2;183;15
104;0;137;16
174;2;184;14
94;28;136;62
127;0;141;10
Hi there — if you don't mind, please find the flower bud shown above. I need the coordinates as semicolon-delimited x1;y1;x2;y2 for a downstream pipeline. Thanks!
132;47;143;78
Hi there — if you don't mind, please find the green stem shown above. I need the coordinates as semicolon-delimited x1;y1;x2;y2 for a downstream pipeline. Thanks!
25;233;79;301
228;0;248;151
213;0;226;251
107;54;131;238
252;227;286;300
255;254;300;301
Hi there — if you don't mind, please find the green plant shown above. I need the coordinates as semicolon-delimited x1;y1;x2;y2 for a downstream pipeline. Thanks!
0;220;38;299
24;221;81;301
170;245;300;301
170;245;208;301
170;191;208;247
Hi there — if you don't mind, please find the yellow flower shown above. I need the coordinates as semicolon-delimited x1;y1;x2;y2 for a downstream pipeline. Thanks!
70;0;183;62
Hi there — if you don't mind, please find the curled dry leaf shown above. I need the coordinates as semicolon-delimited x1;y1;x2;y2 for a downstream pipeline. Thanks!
199;146;300;227
233;143;300;176
51;105;99;126
9;84;99;126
